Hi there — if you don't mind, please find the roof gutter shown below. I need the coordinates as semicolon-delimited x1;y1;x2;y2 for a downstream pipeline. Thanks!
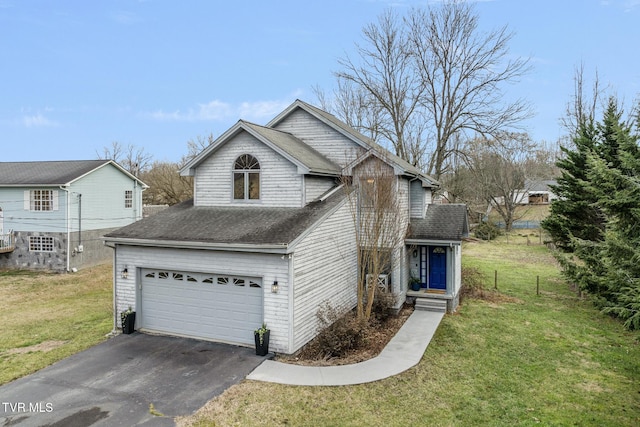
102;237;290;254
404;238;461;246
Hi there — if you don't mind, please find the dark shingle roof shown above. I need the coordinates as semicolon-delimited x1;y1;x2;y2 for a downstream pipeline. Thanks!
408;204;469;241
273;100;439;187
104;190;347;247
241;121;341;175
0;160;112;186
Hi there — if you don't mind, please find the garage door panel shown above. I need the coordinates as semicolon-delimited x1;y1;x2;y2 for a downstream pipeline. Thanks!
140;269;263;346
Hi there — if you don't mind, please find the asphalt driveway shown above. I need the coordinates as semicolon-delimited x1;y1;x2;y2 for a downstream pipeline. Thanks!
0;333;268;426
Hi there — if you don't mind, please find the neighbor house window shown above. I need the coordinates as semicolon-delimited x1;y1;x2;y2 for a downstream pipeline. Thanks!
30;190;54;211
125;190;133;208
233;154;260;200
29;236;54;252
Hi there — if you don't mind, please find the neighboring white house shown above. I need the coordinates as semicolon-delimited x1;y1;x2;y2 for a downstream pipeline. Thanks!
0;160;146;272
104;100;468;354
522;179;558;204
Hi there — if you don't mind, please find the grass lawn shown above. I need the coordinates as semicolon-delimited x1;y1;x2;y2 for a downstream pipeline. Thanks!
179;234;640;427
0;263;113;385
487;204;550;224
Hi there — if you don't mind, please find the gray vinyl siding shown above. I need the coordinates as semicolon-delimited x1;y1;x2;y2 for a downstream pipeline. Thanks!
194;132;303;207
292;200;357;352
410;180;424;218
114;245;290;353
304;176;338;202
394;178;410;295
272;109;365;168
424;187;433;210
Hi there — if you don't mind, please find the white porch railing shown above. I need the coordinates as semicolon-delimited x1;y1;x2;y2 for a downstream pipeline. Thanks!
0;230;15;253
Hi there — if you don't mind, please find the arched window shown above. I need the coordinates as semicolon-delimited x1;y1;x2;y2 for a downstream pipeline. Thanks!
233;154;260;200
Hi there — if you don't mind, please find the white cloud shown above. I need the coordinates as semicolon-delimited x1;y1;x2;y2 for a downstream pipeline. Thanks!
146;95;303;123
238;100;293;121
22;114;59;128
146;100;233;122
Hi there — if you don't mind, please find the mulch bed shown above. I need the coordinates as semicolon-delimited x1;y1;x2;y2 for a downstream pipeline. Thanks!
276;304;414;366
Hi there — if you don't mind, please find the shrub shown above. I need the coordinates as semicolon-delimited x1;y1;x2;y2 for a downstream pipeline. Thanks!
370;291;397;323
475;221;502;240
460;266;487;302
313;303;365;359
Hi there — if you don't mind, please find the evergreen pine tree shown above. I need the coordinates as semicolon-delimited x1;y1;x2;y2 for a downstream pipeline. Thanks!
585;104;640;328
541;119;603;252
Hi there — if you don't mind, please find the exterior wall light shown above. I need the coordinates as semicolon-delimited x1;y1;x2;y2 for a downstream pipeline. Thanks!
271;280;279;293
122;267;128;279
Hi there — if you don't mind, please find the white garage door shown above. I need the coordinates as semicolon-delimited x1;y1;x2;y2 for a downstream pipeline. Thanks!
140;269;263;346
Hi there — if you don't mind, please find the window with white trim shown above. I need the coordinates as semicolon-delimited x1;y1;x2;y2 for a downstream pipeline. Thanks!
233;154;260;200
125;190;133;208
30;190;54;211
29;236;54;252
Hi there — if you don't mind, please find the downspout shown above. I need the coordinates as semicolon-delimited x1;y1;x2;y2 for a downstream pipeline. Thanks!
133;181;138;221
112;244;117;333
59;185;71;272
77;194;82;247
288;253;295;354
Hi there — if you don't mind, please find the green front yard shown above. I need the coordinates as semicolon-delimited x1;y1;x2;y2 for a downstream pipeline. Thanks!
179;235;640;427
1;239;639;426
0;264;113;385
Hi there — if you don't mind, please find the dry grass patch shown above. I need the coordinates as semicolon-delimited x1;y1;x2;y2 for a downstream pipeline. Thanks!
7;340;67;355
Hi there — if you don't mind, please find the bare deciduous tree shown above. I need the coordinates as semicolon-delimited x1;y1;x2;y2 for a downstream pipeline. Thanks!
181;132;215;166
330;1;532;179
141;161;192;205
465;133;538;231
407;1;532;178
561;63;605;138
336;9;424;167
343;155;406;321
98;141;153;177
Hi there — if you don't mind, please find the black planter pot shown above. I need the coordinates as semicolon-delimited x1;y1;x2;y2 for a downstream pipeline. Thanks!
254;330;270;356
121;312;136;334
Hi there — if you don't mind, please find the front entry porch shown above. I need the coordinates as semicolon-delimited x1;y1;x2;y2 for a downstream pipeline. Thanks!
405;204;468;314
406;243;461;313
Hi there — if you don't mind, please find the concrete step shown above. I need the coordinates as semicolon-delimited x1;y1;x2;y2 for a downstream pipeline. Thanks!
415;297;447;313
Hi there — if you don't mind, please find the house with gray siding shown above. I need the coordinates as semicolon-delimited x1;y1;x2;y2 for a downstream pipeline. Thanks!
0;160;146;272
104;100;468;354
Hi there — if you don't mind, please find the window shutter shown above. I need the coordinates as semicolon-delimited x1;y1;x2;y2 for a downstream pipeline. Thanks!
24;190;30;210
53;190;59;211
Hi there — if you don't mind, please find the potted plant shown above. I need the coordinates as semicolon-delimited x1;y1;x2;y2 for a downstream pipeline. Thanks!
409;276;421;291
254;323;270;356
120;306;136;334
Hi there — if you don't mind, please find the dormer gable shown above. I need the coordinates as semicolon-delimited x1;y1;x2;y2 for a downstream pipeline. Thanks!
181;120;340;178
180;120;340;208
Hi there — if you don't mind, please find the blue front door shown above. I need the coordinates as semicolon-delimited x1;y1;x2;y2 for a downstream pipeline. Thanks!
429;246;447;290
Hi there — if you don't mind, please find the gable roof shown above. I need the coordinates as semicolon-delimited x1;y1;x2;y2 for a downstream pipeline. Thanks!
181;120;341;177
268;100;439;188
525;179;557;193
104;189;347;253
406;204;469;243
0;160;147;187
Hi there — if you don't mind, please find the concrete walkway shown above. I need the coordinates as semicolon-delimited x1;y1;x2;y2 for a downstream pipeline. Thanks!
247;310;444;386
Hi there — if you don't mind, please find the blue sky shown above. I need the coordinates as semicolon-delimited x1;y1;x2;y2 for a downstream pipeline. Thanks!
1;0;639;163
